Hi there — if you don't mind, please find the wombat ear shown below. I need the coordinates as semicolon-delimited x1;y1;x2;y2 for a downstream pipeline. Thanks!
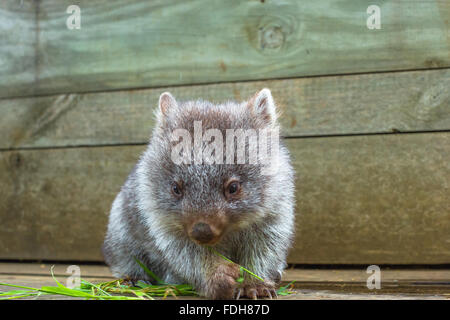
248;88;277;124
158;92;178;116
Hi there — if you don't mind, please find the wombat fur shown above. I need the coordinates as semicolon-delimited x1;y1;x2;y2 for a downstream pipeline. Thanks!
102;89;295;299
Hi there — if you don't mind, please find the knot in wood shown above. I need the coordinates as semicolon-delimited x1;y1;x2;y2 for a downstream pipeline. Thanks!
260;24;284;51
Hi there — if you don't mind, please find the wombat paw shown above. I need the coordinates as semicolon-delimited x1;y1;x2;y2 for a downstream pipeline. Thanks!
205;263;240;300
234;282;278;300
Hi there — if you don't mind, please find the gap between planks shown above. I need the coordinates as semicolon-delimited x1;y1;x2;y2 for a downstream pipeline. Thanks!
1;262;449;284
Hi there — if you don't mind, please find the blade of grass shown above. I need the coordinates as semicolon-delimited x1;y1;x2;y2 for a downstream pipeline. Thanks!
207;247;264;282
0;283;41;291
81;279;112;296
0;289;42;300
0;293;40;300
49;265;65;288
0;280;147;300
133;257;164;284
277;281;296;295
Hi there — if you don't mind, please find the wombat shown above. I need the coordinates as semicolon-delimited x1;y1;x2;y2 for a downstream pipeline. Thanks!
102;89;295;299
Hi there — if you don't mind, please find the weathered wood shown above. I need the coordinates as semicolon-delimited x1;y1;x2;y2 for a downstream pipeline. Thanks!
1;0;449;98
0;145;140;261
290;134;450;264
283;268;450;284
0;1;37;98
1;68;449;149
0;133;449;263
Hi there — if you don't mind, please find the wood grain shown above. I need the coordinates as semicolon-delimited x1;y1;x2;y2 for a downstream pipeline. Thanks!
1;0;449;98
1;68;449;149
0;145;140;261
289;134;450;264
0;133;448;263
0;1;37;98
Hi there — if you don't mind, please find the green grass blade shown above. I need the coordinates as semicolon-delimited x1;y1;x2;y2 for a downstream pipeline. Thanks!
0;293;40;300
81;279;112;296
0;283;40;291
207;247;264;282
0;289;35;296
276;281;296;295
49;265;65;288
133;257;164;284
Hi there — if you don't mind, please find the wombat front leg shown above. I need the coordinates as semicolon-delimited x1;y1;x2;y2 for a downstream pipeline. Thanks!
201;262;241;299
201;259;278;300
235;243;287;299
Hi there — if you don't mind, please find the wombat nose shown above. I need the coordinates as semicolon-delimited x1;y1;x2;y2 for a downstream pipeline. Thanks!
190;223;214;244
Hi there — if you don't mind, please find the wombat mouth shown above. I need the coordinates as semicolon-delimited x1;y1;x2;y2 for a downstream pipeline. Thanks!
188;228;224;246
191;238;221;246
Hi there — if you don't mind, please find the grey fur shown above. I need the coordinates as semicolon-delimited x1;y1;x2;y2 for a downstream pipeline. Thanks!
102;89;295;299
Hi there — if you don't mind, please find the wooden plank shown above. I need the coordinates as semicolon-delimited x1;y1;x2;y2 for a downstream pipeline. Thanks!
0;145;141;261
2;273;447;300
1;266;449;299
0;263;111;278
289;134;450;264
1;0;449;98
1;68;449;150
0;133;449;263
0;1;37;98
283;268;450;284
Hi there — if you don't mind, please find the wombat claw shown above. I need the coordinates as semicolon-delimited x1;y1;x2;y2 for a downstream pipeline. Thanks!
234;284;278;300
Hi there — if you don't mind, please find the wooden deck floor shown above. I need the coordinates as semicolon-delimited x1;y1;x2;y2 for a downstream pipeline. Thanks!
0;263;449;300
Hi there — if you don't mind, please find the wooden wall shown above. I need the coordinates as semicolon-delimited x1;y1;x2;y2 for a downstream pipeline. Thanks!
0;0;449;264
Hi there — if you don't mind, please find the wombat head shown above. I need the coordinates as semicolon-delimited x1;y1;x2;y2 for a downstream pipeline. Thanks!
137;89;294;246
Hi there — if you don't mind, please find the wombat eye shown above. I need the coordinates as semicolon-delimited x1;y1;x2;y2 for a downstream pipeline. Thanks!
171;182;183;198
228;182;239;194
224;179;241;200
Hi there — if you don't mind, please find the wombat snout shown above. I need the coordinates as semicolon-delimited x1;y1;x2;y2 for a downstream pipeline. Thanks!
190;222;215;244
